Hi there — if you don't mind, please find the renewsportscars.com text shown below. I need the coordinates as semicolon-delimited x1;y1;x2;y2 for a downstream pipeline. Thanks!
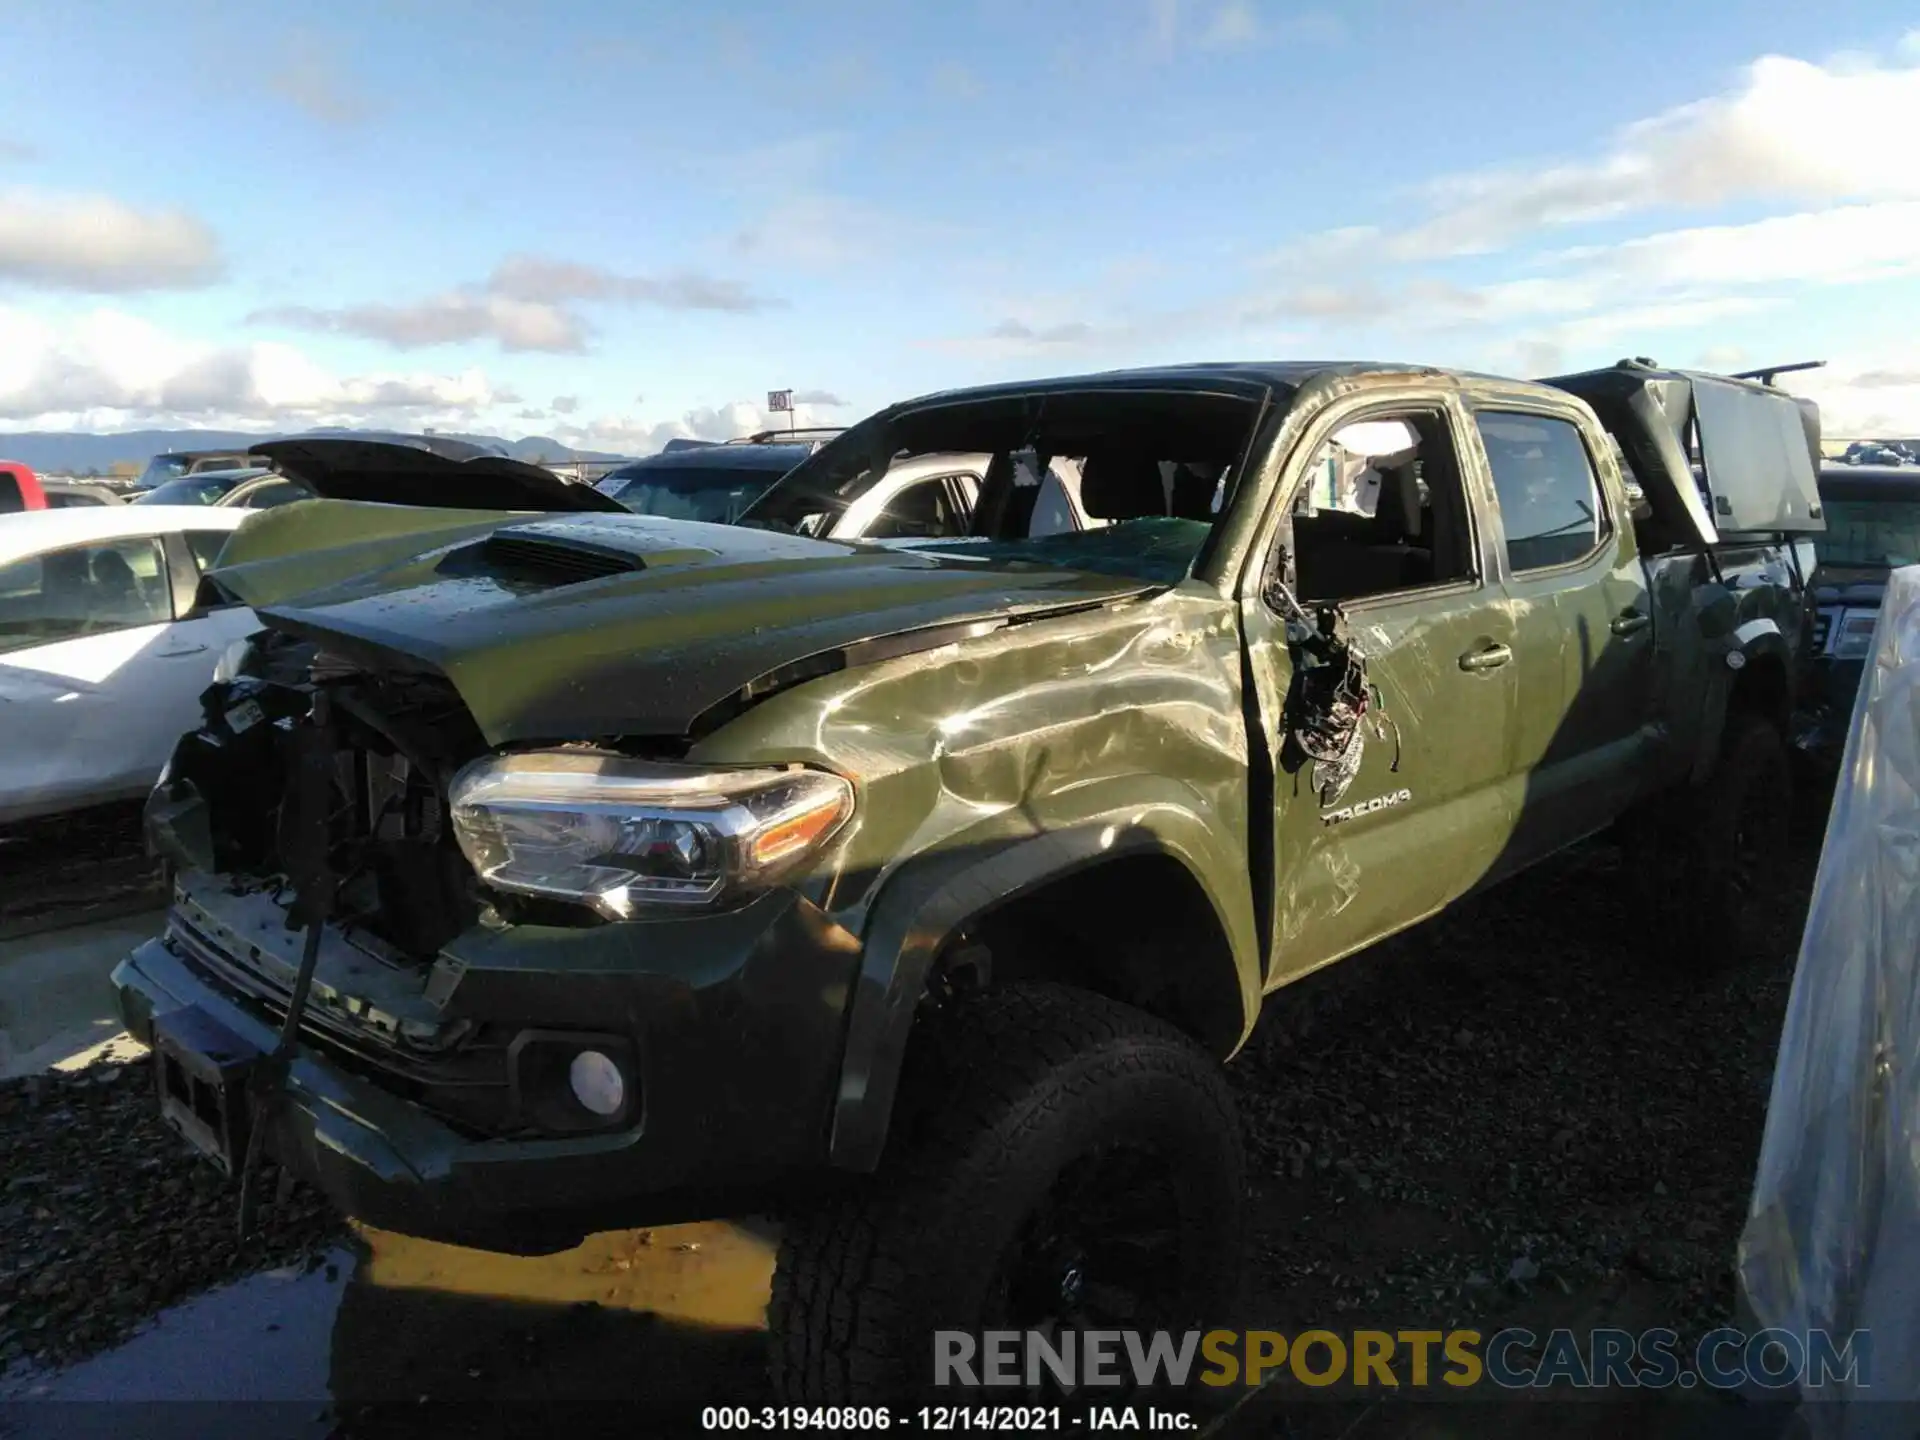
934;1326;1870;1391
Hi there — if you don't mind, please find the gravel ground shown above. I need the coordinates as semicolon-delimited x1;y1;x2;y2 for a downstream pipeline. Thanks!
0;1059;342;1375
0;820;1815;1406
1226;832;1809;1383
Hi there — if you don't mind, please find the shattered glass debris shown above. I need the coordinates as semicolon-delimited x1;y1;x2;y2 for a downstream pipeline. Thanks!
1273;588;1402;808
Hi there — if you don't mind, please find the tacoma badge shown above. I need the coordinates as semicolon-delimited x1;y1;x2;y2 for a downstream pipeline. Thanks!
1322;788;1413;826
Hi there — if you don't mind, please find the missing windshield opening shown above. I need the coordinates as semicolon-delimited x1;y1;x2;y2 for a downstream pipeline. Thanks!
737;388;1263;582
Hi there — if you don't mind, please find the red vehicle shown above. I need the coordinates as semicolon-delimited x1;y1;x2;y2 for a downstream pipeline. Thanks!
0;461;48;513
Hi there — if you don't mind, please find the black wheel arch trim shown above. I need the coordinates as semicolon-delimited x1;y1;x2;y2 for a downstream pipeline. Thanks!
826;826;1240;1172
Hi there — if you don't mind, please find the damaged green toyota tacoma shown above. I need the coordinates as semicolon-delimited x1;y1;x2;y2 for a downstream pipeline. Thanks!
113;365;1822;1399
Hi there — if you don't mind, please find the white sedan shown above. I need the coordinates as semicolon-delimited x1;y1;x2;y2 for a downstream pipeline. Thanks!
0;506;258;824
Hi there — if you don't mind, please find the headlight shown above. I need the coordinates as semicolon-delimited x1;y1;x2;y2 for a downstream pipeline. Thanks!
447;751;854;918
1831;609;1880;660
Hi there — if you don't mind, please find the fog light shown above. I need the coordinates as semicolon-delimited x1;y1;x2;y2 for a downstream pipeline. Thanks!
568;1050;626;1117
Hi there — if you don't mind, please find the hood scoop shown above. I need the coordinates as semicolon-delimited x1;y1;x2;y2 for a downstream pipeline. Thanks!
447;532;647;587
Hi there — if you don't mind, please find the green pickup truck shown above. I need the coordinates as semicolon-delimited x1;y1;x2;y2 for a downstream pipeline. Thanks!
114;363;1822;1400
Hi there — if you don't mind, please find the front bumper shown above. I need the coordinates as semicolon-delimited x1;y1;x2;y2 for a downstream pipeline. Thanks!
113;887;864;1253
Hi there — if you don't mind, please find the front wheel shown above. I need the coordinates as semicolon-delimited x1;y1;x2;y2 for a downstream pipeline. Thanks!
769;983;1245;1404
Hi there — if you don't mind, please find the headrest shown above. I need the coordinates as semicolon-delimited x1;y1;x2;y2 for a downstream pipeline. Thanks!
91;549;138;584
1373;463;1422;542
1170;462;1221;520
1079;449;1168;520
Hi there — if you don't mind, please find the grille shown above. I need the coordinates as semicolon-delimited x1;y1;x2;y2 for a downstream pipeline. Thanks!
166;908;509;1127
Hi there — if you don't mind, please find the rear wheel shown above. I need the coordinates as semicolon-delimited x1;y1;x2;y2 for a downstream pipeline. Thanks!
769;982;1245;1404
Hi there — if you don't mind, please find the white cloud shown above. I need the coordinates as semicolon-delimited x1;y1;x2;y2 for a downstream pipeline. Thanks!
252;253;779;353
1564;202;1920;291
1268;47;1920;269
559;397;848;457
253;293;589;352
0;306;507;429
1242;200;1920;345
0;189;223;292
1778;357;1920;437
487;255;771;311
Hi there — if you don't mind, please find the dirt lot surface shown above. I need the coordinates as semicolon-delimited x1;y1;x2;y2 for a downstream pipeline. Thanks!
1211;834;1809;1437
0;809;1817;1436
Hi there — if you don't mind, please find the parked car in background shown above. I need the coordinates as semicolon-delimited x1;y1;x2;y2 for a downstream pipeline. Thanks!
134;450;257;491
0;461;48;513
1840;440;1917;466
595;435;830;525
1796;464;1920;769
0;506;256;824
131;467;276;507
39;480;125;509
216;474;312;510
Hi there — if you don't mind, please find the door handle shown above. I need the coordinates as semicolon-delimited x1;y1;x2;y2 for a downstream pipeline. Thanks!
1611;611;1652;638
156;643;209;658
1459;644;1512;672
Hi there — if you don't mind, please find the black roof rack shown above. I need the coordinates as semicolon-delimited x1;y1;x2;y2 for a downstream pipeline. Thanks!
728;427;846;446
1730;360;1826;387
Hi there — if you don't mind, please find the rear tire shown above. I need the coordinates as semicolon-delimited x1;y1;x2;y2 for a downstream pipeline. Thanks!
769;982;1245;1404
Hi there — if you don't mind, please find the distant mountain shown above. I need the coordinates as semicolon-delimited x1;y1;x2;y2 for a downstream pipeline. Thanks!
0;428;632;475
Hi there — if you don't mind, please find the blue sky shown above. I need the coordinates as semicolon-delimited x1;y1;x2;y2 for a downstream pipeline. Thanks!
2;0;1918;452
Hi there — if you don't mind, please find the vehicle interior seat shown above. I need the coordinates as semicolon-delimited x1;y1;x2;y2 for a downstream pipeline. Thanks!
1170;462;1221;520
37;550;93;633
1293;460;1435;601
1079;449;1169;521
88;548;150;624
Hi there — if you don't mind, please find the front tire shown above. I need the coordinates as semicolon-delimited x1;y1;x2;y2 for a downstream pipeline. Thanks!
769;983;1245;1404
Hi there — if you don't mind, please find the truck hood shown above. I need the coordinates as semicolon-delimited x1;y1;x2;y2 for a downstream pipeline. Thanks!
248;434;628;514
226;511;1156;744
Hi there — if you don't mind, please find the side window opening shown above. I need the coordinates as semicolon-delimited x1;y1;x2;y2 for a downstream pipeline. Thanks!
862;477;965;540
0;537;173;655
1288;412;1476;605
1476;411;1609;572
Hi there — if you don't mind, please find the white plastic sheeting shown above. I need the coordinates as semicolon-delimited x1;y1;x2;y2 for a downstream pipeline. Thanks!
1738;564;1920;1436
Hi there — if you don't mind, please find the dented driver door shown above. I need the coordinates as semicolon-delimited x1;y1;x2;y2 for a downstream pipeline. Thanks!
1238;391;1521;992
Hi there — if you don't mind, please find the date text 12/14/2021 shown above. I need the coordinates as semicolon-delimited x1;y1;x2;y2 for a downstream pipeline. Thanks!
701;1406;1197;1431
